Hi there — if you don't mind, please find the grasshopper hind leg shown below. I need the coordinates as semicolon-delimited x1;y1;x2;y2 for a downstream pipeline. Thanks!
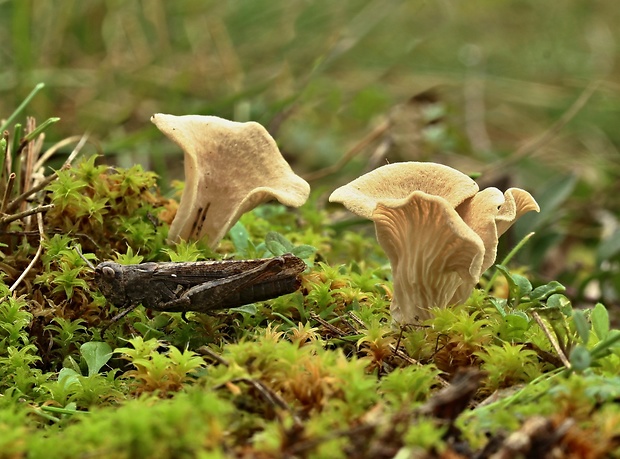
159;257;288;313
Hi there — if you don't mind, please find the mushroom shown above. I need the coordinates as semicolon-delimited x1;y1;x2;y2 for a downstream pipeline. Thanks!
152;114;310;248
329;162;539;324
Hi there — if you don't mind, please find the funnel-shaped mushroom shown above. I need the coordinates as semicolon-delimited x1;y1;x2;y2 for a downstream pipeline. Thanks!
329;162;539;324
152;114;310;248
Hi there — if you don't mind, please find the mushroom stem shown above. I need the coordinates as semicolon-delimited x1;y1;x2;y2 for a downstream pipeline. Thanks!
373;192;484;322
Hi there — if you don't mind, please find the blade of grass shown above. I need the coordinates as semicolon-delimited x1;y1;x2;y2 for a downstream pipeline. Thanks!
22;117;60;142
0;83;45;133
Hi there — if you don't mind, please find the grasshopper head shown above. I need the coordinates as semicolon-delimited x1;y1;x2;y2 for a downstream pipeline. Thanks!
95;262;127;307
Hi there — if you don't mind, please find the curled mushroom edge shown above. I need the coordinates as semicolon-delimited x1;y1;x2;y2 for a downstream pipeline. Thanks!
151;113;310;248
329;162;540;324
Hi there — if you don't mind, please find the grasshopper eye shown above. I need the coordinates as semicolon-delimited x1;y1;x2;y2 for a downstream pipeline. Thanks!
102;266;116;278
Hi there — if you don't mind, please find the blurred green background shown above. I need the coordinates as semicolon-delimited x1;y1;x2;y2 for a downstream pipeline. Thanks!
1;0;620;307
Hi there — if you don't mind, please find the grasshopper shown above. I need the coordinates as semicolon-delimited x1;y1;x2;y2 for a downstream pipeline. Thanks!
93;253;306;321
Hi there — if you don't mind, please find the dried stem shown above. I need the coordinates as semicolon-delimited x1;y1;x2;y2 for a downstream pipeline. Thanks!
196;346;230;366
345;311;365;328
532;311;571;369
20;117;38;211
9;212;45;293
0;173;16;213
0;204;54;226
309;312;348;337
388;343;451;389
33;134;98;172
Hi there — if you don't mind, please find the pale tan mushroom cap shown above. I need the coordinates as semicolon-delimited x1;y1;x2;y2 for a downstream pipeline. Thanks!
152;114;310;247
373;191;485;323
329;162;479;219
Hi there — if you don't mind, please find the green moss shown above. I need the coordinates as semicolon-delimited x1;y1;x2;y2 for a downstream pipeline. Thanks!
27;390;233;459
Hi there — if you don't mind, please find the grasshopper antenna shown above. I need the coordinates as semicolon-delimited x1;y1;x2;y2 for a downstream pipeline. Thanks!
74;246;96;270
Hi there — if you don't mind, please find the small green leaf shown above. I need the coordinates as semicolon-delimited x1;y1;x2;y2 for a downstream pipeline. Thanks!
267;232;295;251
80;342;113;376
495;265;516;298
291;244;317;260
265;240;288;256
591;303;609;340
163;241;203;262
490;298;507;317
512;274;532;297
569;345;591;371
546;294;573;316
132;322;165;341
572;310;590;345
58;368;81;389
498;313;530;341
265;232;293;256
530;281;566;301
229;221;252;256
229;304;258;315
495;265;532;305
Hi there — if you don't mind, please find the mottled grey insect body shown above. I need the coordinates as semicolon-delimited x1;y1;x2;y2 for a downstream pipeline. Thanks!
95;253;306;314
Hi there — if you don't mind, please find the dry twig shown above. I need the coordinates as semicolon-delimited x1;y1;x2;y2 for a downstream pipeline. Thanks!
310;312;349;337
9;212;45;294
0;204;54;226
531;311;571;369
0;173;15;213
